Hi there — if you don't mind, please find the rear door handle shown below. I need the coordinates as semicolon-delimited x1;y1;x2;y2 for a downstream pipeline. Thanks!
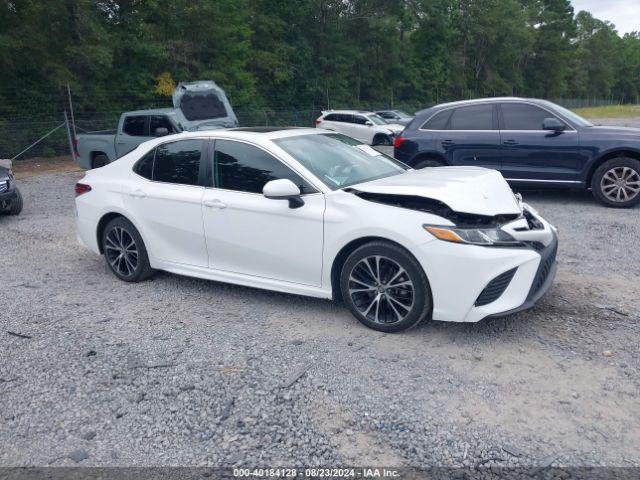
128;190;146;198
503;139;518;146
203;199;227;209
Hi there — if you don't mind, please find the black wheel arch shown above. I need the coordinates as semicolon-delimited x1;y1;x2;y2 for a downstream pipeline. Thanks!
96;212;130;254
585;149;640;187
408;151;448;168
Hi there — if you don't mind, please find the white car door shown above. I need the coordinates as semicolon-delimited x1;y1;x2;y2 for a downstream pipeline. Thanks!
125;139;208;267
349;114;375;144
201;139;325;286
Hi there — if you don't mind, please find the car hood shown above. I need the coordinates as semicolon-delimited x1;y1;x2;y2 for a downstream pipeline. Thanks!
382;123;405;134
352;166;521;216
585;125;640;137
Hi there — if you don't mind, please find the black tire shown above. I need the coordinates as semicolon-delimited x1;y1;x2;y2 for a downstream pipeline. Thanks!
340;241;432;333
91;154;110;169
372;134;392;146
591;157;640;208
102;217;155;282
8;187;23;215
413;158;445;169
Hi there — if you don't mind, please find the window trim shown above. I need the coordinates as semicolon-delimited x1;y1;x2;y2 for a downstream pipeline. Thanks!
131;138;209;187
209;138;322;196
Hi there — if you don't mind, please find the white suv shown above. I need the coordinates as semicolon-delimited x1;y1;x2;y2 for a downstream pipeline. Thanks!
315;110;405;146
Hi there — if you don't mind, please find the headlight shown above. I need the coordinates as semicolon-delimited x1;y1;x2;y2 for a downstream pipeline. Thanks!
423;225;520;246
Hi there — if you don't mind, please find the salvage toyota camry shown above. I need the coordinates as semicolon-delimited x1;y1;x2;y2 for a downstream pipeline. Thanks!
75;127;558;332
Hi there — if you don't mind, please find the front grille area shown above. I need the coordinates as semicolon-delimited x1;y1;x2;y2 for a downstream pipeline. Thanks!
0;180;7;193
475;268;517;306
529;240;558;297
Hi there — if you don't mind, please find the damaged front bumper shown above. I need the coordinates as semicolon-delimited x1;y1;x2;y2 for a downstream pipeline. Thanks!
410;206;558;323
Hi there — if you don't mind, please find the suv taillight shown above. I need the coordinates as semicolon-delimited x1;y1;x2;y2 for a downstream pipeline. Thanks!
315;119;322;125
75;183;92;197
393;136;406;149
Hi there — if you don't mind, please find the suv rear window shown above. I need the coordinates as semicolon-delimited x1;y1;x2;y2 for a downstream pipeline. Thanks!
421;110;451;130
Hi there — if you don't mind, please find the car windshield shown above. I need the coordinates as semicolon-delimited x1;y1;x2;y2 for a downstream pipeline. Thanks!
274;133;408;190
543;102;593;127
367;114;389;125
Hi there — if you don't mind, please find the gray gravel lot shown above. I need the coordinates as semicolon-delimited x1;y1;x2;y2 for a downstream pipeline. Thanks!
1;155;639;469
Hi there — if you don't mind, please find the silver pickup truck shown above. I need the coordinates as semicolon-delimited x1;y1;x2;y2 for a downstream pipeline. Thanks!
74;81;238;169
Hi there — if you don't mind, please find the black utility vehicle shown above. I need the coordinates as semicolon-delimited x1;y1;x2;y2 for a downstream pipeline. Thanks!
0;164;23;215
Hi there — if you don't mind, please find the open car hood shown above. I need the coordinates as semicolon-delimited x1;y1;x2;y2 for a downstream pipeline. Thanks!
172;81;238;129
353;166;522;216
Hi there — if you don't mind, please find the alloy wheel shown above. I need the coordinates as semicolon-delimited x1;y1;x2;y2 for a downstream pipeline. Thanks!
600;166;640;202
105;226;139;277
348;255;415;324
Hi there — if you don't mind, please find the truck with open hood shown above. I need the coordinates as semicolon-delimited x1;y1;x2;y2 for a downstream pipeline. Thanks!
74;81;238;169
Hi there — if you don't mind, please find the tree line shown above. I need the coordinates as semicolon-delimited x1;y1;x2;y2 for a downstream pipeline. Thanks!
1;0;639;122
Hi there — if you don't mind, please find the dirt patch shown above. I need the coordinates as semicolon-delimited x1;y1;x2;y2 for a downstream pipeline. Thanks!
10;156;82;179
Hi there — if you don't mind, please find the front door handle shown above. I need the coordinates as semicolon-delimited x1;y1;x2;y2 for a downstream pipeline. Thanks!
203;199;227;209
128;189;146;198
503;139;518;146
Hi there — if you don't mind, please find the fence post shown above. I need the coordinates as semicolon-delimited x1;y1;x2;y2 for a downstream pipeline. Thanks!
64;111;75;161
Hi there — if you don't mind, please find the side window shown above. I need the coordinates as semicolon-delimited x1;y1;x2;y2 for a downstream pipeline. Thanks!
449;105;494;130
214;140;315;195
149;115;175;135
153;139;203;186
501;103;562;130
324;114;338;122
421;110;452;130
134;149;155;179
352;115;368;125
378;112;393;119
123;116;147;136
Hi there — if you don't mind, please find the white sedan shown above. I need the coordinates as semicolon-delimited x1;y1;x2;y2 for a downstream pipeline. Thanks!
75;127;558;332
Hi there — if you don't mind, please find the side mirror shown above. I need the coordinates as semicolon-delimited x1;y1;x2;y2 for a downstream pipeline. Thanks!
263;179;304;208
154;127;169;137
542;118;565;131
365;121;373;126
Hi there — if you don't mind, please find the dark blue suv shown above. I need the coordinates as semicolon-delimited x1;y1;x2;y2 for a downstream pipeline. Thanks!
394;98;640;208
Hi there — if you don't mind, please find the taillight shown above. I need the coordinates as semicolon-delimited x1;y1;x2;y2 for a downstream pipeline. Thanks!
315;119;321;125
75;183;92;197
393;136;406;149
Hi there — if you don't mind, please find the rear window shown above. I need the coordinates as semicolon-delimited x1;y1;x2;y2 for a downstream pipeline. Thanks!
421;110;451;130
123;116;147;136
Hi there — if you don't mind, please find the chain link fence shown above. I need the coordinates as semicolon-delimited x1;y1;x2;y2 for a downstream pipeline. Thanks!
0;95;633;162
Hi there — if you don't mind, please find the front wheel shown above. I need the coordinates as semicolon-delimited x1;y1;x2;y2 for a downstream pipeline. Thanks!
9;187;23;215
591;157;640;208
102;217;155;282
340;241;432;333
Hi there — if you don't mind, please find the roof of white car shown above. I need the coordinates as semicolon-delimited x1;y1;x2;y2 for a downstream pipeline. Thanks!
321;109;376;116
152;127;331;145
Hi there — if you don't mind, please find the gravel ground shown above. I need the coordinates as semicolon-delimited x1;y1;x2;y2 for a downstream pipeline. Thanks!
1;158;639;469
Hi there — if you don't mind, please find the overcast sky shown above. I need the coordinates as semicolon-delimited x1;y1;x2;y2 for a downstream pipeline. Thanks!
571;0;640;35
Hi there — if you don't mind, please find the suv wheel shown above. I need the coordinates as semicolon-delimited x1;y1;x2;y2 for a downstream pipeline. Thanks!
102;217;155;282
9;187;23;215
591;157;640;208
92;154;109;169
340;241;432;333
414;158;445;169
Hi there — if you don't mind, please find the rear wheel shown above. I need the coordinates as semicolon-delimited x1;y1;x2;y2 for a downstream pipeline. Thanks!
591;157;640;208
91;154;109;169
340;241;432;333
413;158;445;169
102;217;155;282
8;187;23;215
